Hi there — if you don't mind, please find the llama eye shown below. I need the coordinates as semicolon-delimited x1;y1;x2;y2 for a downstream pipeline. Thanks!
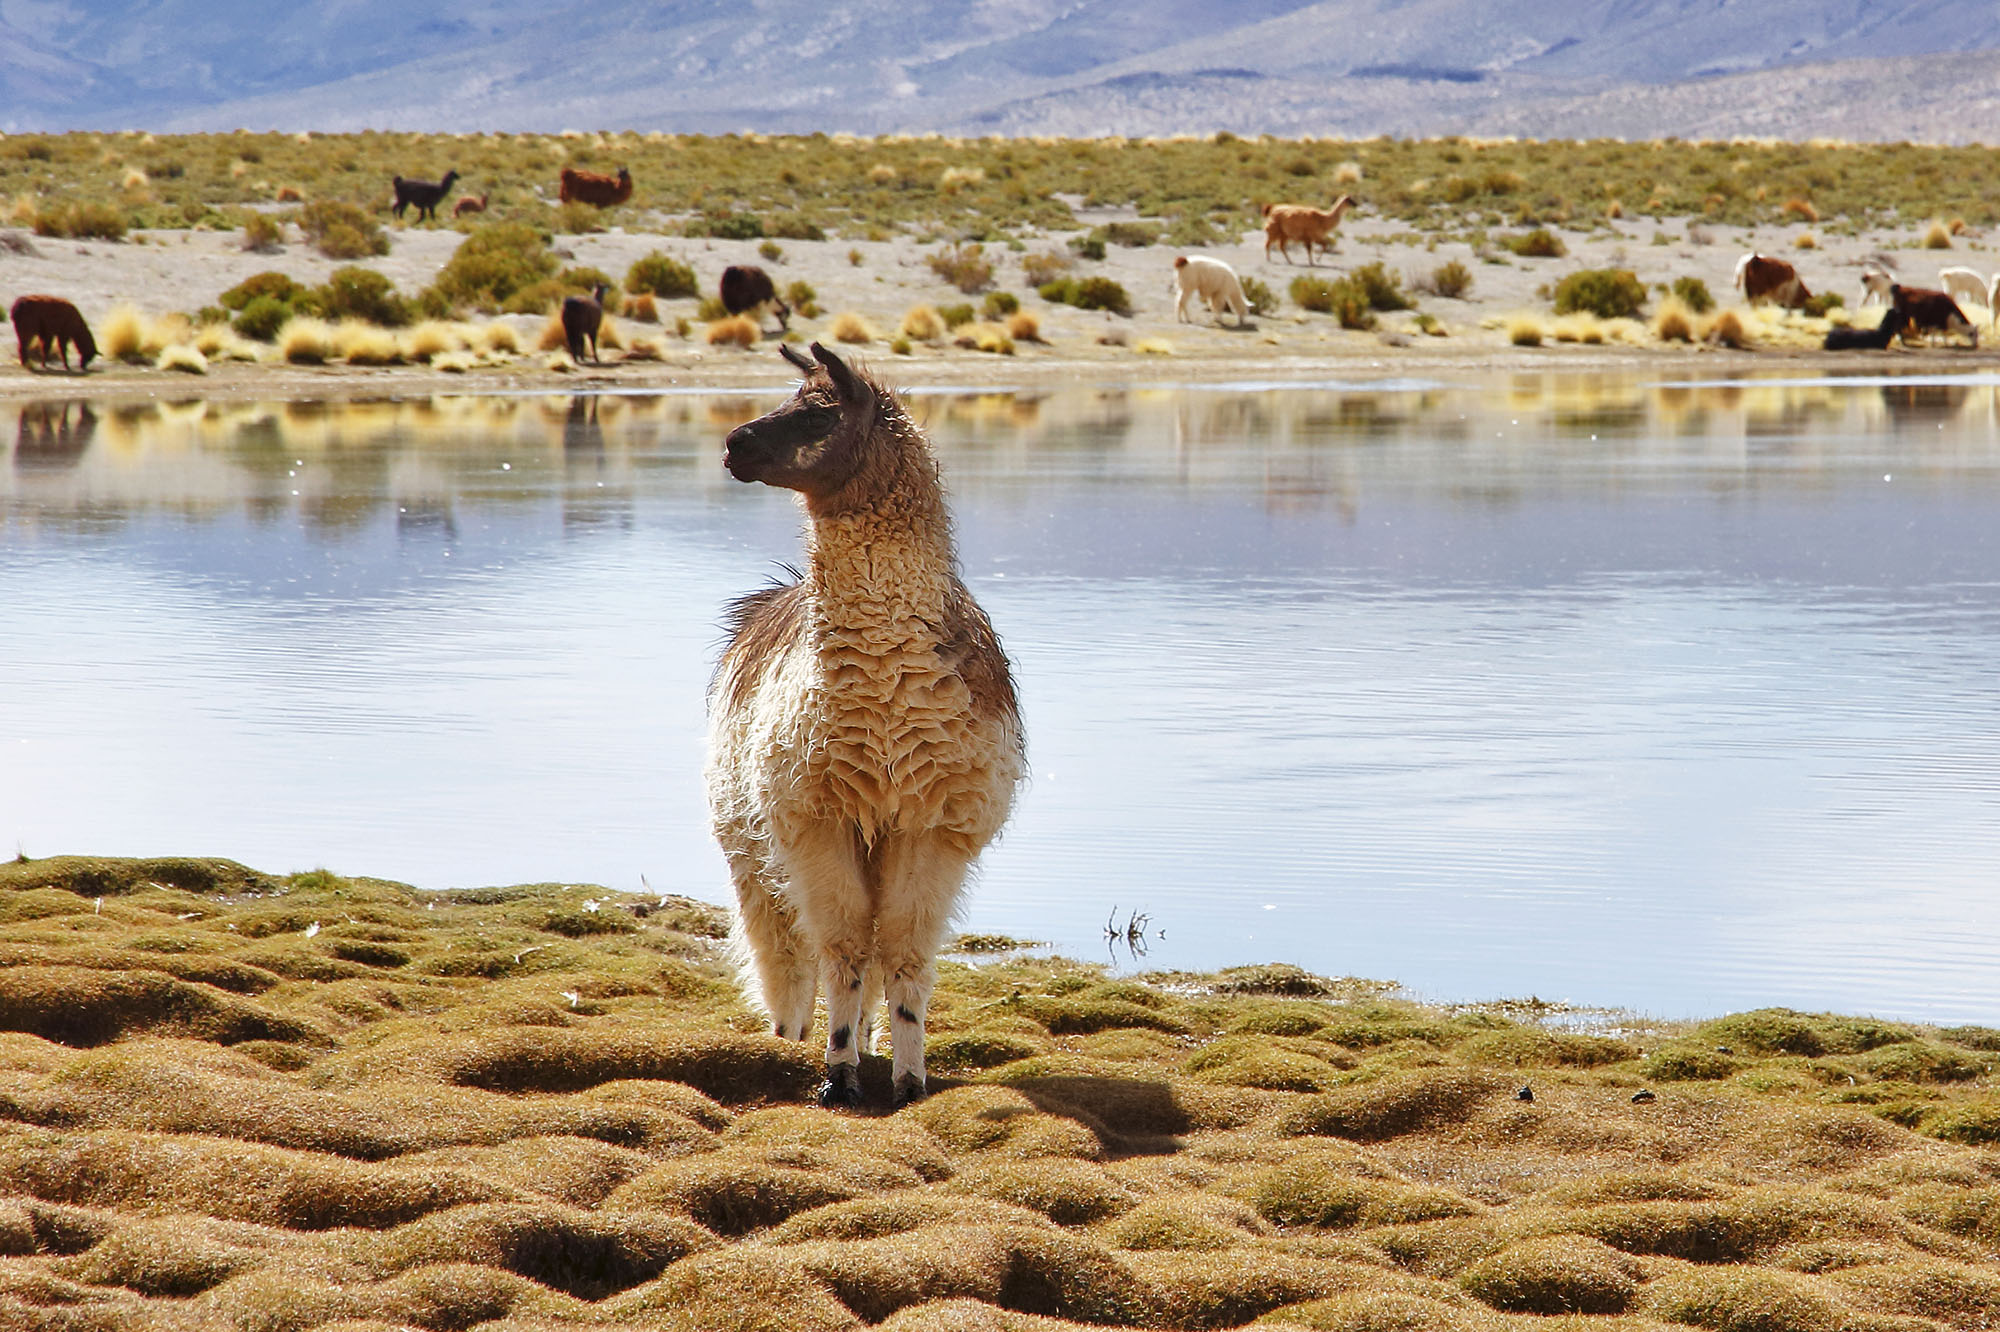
797;407;840;435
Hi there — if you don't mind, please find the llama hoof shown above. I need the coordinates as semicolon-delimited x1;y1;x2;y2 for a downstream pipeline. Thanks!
817;1064;863;1109
891;1074;927;1108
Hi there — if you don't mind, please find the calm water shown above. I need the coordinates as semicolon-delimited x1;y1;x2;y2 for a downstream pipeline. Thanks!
4;377;1999;1021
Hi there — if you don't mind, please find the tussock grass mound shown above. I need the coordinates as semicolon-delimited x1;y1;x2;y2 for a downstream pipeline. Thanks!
1;854;1998;1331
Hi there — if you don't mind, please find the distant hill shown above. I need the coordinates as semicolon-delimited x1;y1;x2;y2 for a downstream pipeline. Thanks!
5;1;1999;142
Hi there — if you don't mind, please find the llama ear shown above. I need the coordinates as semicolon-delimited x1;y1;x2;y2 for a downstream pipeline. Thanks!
810;342;869;403
778;343;814;374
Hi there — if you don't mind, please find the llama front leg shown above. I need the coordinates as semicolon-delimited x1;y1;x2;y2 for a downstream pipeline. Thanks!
777;820;875;1108
873;830;975;1107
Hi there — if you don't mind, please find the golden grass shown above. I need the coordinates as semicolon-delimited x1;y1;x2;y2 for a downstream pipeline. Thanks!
901;305;946;342
155;344;208;374
0;853;1996;1331
829;311;877;344
279;317;335;364
335;320;403;366
1006;311;1045;343
1703;309;1750;348
1924;219;1953;249
1133;337;1174;355
1654;300;1696;343
1506;314;1546;346
477;321;522;355
706;315;760;348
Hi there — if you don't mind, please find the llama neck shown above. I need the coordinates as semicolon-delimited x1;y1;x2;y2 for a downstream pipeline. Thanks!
804;458;956;643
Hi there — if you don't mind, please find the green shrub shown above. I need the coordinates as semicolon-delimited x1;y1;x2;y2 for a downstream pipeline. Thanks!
1240;275;1278;316
554;201;605;234
765;213;825;241
1803;291;1845;317
757;239;783;263
423;221;557;313
626;252;699;298
241;212;283;252
1039;275;1131;315
220;271;309;312
982;290;1019;319
1553;268;1647;319
1672;275;1715;313
1021;250;1072;286
1290;275;1375;329
1067;234;1107;262
233;295;292;342
938;304;976;330
1099;221;1161;247
688;211;763;240
33;201;128;241
298;200;387;259
317;266;411;326
783;280;819;318
1350;261;1413;311
1504;227;1567;258
1427;260;1474;299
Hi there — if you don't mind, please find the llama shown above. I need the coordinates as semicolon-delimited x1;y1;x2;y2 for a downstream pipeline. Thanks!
1262;197;1353;265
1936;266;1991;318
1172;255;1250;326
559;166;633;207
1890;283;1979;348
452;193;490;219
11;295;97;371
1733;253;1812;309
1860;268;1895;306
708;341;1024;1109
561;283;609;364
1822;307;1909;350
720;265;791;333
391;170;459;222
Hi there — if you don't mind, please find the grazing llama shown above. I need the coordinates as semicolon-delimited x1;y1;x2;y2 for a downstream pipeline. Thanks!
561;283;609;364
708;342;1024;1108
1262;197;1353;265
1173;255;1251;326
11;295;96;371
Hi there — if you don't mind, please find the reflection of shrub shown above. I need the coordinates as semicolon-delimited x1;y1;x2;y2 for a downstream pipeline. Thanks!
626;252;698;298
1553;268;1647;319
1039;276;1131;315
299;200;387;259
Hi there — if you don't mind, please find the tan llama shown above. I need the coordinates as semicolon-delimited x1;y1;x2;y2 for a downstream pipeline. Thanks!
707;342;1024;1108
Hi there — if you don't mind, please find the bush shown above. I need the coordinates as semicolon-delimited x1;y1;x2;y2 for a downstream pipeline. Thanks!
1290;275;1374;329
982;291;1019;319
220;271;309;312
927;243;994;294
1039;276;1131;316
688;211;763;240
938;304;975;330
1350;261;1412;312
1803;292;1845;317
1099;221;1161;248
317;267;411;327
757;239;783;263
424;221;557;313
1553;268;1647;319
783;280;819;319
1021;250;1072;286
241;212;283;252
626;252;698;298
1426;260;1474;299
1504;227;1568;258
233;296;291;342
33;201;128;240
765;214;825;241
1672;275;1715;313
1224;274;1272;316
1067;234;1107;262
298;200;387;259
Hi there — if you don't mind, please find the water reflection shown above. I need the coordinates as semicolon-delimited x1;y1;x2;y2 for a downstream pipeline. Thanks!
5;376;2000;1021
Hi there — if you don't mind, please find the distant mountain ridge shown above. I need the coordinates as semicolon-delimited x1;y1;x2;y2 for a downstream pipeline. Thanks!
4;1;1998;142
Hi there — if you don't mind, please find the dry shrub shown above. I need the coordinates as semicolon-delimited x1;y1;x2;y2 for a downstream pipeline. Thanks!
1265;1290;1483;1332
1924;220;1953;249
1458;1235;1641;1314
401;321;462;363
1785;198;1820;224
1656;301;1696;343
1233;1155;1481;1230
281;317;336;365
1703;309;1750;348
1134;1249;1380;1329
945;1159;1138;1226
767;1196;1059;1246
194;324;261;362
1006;311;1044;343
1280;1069;1512;1141
1133;337;1173;355
364;1201;713;1298
900;305;946;342
1104;1193;1267;1251
101;305;148;363
1794;231;1819;250
54;1214;279;1296
829;311;876;344
624;292;660;323
705;315;759;348
1507;314;1545;346
789;1224;1148;1326
600;1245;875;1330
1641;1265;1845;1332
477;322;521;355
157;344;208;374
957;322;1016;355
535;312;570;353
727;1106;952;1182
603;1151;904;1235
907;1086;1103;1160
0;965;324;1048
336;321;403;366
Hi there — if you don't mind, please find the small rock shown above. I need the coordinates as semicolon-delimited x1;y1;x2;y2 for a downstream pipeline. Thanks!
1631;1089;1657;1104
1516;1085;1534;1103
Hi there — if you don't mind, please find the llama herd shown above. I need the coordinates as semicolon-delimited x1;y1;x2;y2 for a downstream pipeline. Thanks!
1734;250;1986;348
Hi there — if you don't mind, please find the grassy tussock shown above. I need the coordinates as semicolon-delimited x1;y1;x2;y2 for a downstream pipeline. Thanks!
0;856;1998;1330
829;311;877;344
706;315;759;347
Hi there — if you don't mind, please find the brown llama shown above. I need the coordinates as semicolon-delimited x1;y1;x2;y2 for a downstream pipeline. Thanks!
559;166;633;207
561;283;609;364
708;341;1024;1109
1262;196;1354;265
11;295;97;371
452;193;490;218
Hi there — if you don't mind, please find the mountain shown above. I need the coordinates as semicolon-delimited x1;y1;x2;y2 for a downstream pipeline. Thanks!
4;1;1998;142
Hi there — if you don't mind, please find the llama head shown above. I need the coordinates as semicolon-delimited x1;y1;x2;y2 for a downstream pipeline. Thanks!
723;343;882;498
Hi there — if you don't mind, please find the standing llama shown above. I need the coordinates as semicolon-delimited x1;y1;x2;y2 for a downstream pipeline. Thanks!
708;341;1024;1108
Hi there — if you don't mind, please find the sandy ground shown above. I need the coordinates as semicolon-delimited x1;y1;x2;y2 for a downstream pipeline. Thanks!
2;207;1997;400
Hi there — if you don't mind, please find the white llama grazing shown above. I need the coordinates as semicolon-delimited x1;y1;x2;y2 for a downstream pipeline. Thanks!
1173;255;1250;327
708;341;1025;1108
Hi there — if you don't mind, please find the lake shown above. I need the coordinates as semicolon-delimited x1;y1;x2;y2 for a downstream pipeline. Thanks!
4;375;1999;1022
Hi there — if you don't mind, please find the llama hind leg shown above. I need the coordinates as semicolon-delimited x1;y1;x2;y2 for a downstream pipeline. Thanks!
725;852;817;1043
777;821;874;1107
873;830;975;1107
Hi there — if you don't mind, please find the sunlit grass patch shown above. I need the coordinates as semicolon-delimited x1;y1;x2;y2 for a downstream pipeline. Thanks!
706;315;759;347
828;311;877;344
